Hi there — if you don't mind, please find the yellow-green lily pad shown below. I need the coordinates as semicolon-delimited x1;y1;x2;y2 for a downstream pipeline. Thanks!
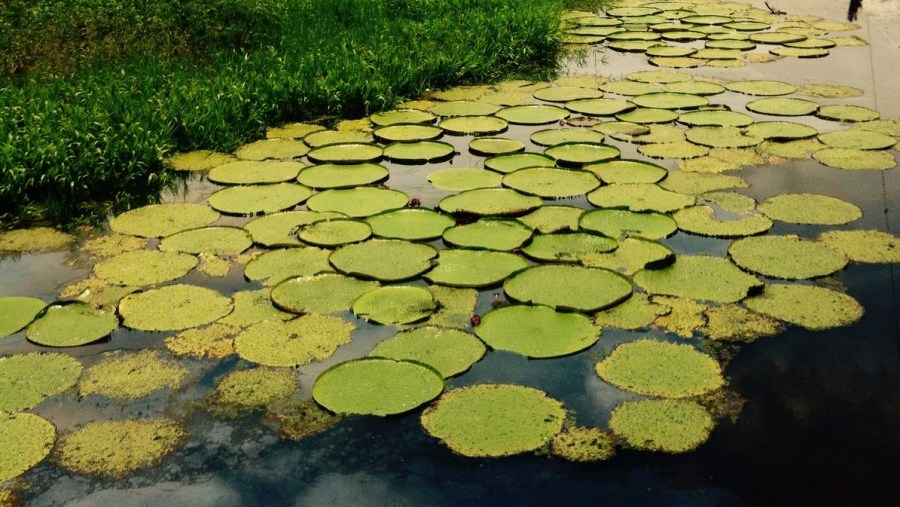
0;412;56;482
329;239;437;281
674;205;773;237
579;237;675;275
588;183;696;212
0;353;81;411
594;292;669;330
243;247;332;285
118;284;233;331
812;148;897;170
297;219;372;247
522;232;618;262
244;210;345;247
759;193;862;225
26;303;118;347
0;297;47;338
566;98;637;116
235;314;355;367
530;128;606;146
744;283;863;330
211;367;298;414
373;124;443;143
746;97;819;116
610;399;714;453
424;249;529;288
631;92;709;110
79;349;188;400
728;235;848;279
533;86;605;102
495;104;570;125
817;229;900;263
744;121;819;140
518;205;584;233
307;142;383;164
383;141;455;163
659;172;747;194
586;159;668;184
700;304;784;342
616;108;680;124
484;152;556;174
634;255;762;303
370;109;436;126
438;116;509;136
365;208;455;241
550;426;616;463
270;273;377;314
502;167;601;198
207;183;312;215
544;142;621;166
427;167;503;191
639;141;709;159
685;126;763;148
352;286;436;325
579;209;677;239
438;188;542;216
443;218;533;251
93;249;197;287
431;101;501;117
370;327;486;378
208;160;304;185
475;304;598;357
725;79;798;96
302;130;373;148
159;226;252;255
504;264;632;312
165;150;235;172
267;122;324;139
164;323;238;359
816;104;880;122
757;138;826;159
109;203;219;238
678;110;755;127
296;163;389;189
0;227;75;253
817;130;896;150
469;137;525;156
306;187;409;217
235;139;309;161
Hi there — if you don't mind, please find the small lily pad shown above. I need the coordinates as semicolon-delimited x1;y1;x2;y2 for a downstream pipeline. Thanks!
0;412;56;482
744;284;863;330
159;226;252;255
365;208;455;241
427;168;502;191
271;273;377;314
244;210;345;247
79;349;188;400
544;142;621;166
0;353;81;411
746;97;819;116
383;141;455;163
243;247;332;285
307;143;383;164
352;286;436;325
297;219;372;247
329;239;437;281
0;297;47;338
728;235;848;279
812;148;897;170
522;232;618;262
370;109;435;126
109;203;219;238
639;141;709;159
424;249;529;288
588;183;696;212
296;163;389;189
495;105;570;125
580;237;675;275
759;193;862;225
118;284;233;331
502;167;601;198
475;305;599;357
235;314;355;367
725;80;798;96
208;160;304;185
674;205;773;237
469;137;525;156
438;188;542;216
610;399;714;453
373;124;443;143
306;187;409;217
565;98;636;116
504;264;632;312
530;128;606;146
484;153;556;174
744;121;819;140
634;255;762;303
443;218;533;251
817;130;896;150
586;159;667;184
370;327;486;378
207;183;312;215
579;209;677;239
26;303;118;347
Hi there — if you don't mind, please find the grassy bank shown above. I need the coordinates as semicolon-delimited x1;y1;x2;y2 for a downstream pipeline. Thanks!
0;0;604;228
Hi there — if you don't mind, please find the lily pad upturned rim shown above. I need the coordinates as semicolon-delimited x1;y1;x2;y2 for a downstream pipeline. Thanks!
0;296;48;338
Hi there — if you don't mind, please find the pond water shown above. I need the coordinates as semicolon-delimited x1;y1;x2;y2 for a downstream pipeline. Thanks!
1;0;899;505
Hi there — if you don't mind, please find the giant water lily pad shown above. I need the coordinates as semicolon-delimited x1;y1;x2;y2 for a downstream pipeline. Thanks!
685;126;763;148
165;150;235;172
725;79;798;96
502;167;600;198
616;108;679;124
307;143;383;164
208;160;304;185
505;264;632;312
79;349;188;400
580;237;675;274
853;119;900;137
469;137;525;156
544;142;621;166
56;419;186;478
370;327;486;378
634;255;762;303
522;232;617;262
586;159;668;184
625;124;685;144
659;172;747;194
370;109;436;126
550;426;616;463
0;297;47;338
475;304;598;357
0;412;56;482
421;384;565;457
383;141;455;163
579;209;677;239
677;110;755;127
303;130;373;148
728;235;848;279
212;368;298;411
627;70;691;83
664;80;726;96
438;188;542;216
26;304;118;347
744;284;863;330
812;148;897;170
267;122;324;139
427;168;502;191
484;153;556;174
0;227;74;253
818;229;900;263
746;97;819;116
297;219;372;247
610;399;714;453
424;249;529;288
431;101;501;117
220;289;293;328
439;116;509;136
159;226;252;255
373;124;443;143
495;105;570;125
271;273;377;314
244;210;345;247
530;128;606;146
519;205;583;233
235;314;355;367
639;141;709;159
596;338;724;397
443;219;532;251
744;121;819;140
296;163;389;189
674;205;773;237
165;323;238;359
235;139;309;161
80;233;149;258
757;138;826;159
352;286;436;325
631;92;708;109
243;247;331;285
533;86;605;102
700;304;784;342
588;183;695;212
425;285;478;330
0;353;81;411
594;292;669;330
109;203;219;238
313;358;443;415
759;193;862;225
306;187;409;217
816;105;880;123
329;239;436;281
208;183;312;215
118;284;233;331
93;249;197;287
566;98;636;116
365;208;455;241
817;130;896;150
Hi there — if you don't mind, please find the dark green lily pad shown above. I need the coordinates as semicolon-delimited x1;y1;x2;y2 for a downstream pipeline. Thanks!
302;130;373;148
759;193;862;225
427;167;502;191
383;141;455;163
297;219;371;247
530;128;606;146
639;141;709;159
502;167;600;198
235;314;355;367
208;160;304;185
443;218;533;251
565;98;637;116
365;208;455;241
475;305;598;358
296;163;389;189
0;297;47;338
484;153;556;174
634;255;762;303
746;97;819;116
373;124;443;143
744;284;863;330
235;139;309;161
522;232;617;262
165;150;235;172
424;249;529;288
307;143;383;164
306;187;409;217
725;79;798;96
26;303;118;347
469;137;525;156
812;148;897;170
93;250;197;286
313;358;443;416
207;183;312;215
678;109;756;128
431;101;501;117
0;412;56;482
504;264;632;312
579;209;677;239
585;160;668;184
744;121;819;140
118;284;233;331
243;247;331;285
244;210;345;247
579;237;675;275
0;352;81;411
438;188;542;216
544;142;621;166
610;399;714;453
370;327;486;378
674;205;773;237
370;109;436;126
817;130;896;150
271;273;377;314
352;286;436;325
79;349;188;400
495;105;570;125
658;172;747;194
596;338;724;397
533;86;604;102
728;235;848;279
818;230;900;263
109;203;219;238
329;239;437;281
588;183;695;212
159;226;252;255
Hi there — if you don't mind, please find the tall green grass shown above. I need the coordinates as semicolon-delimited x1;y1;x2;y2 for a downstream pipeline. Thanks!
0;0;604;227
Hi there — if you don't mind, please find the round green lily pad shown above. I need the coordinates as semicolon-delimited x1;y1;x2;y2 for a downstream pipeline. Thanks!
579;237;675;274
475;303;598;357
306;187;409;217
244;210;345;247
329;239;437;281
725;79;798;96
352;286;436;325
431;101;501;117
235;314;355;367
586;159;667;184
271;273;377;314
165;322;235;359
746;97;819;116
165;150;235;172
302;130;373;148
427;167;502;191
533;86;604;103
588;183;695;212
208;183;312;215
816;105;880;123
93;250;197;286
118;284;233;331
243;247;331;285
495;105;570;125
371;109;435;127
728;235;848;279
579;209;677;239
421;383;565;457
212;367;298;410
0;353;81;411
56;419;185;478
626;70;692;84
469;137;525;156
634;255;762;303
370;327;486;378
649;56;707;68
297;219;371;247
313;358;443;415
757;138;826;159
437;116;509;136
521;232;617;262
544;142;621;166
424;249;529;288
674;205;773;237
109;203;219;238
706;39;756;50
745;284;863;330
307;143;383;164
770;46;829;58
518;205;584;233
685;126;763;148
296;163;389;189
658;172;747;194
663;81;726;96
79;349;188;400
817;130;896;150
616;108;679;124
502;167;600;199
442;218;532;251
0;412;56;482
438;188;542;216
26;303;118;347
0;297;47;338
759;193;862;225
565;98;636;116
208;160;304;185
267;122;324;139
818;230;900;263
235;138;309;161
610;399;714;453
530;128;606;146
677;110;755;127
639;141;709;159
631;92;709;110
744;121;819;140
373;124;443;143
383;141;455;163
646;45;698;57
484;153;556;174
505;264;632;312
813;148;897;170
159;226;252;255
852;119;900;137
596;338;724;397
749;31;808;44
365;208;454;241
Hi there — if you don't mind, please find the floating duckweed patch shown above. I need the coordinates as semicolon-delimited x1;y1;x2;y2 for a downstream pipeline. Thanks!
425;285;478;330
165;150;235;172
522;232;618;262
580;237;675;274
245;211;345;247
701;191;758;213
504;264;632;312
596;338;724;397
352;286;436;325
758;193;862;225
725;80;798;96
370;327;486;378
271;273;377;314
757;138;825;159
818;230;900;263
79;350;188;400
484;153;556;174
234;139;309;161
212;368;298;410
297;219;372;247
0;412;56;482
431;101;501;117
421;383;565;457
118;284;233;331
744;121;819;140
533;86;604;102
443;219;532;251
109;203;219;238
728;235;848;279
0;353;81;411
165;323;238;359
243;247;332;285
26;303;118;347
307;143;383;164
588;183;695;213
424;249;529;288
373;124;443;143
659;172;747;194
235;314;355;367
427;168;503;191
530;128;606;146
744;284;863;330
495;105;570;125
93;250;196;286
610;399;714;453
677;110;755;127
160;226;252;255
816;104;880;123
631;92;708;110
302;130;373;148
313;358;443;416
469;137;525;156
544;142;621;166
438;188;542;216
817;130;896;150
365;208;455;241
550;427;616;463
579;209;677;239
56;419;186;478
370;109;435;126
0;227;75;253
652;295;708;338
220;289;293;328
594;292;669;330
502;167;601;199
639;141;709;159
566;98;636;117
329;239;436;281
813;148;897;170
208;160;304;185
80;234;149;258
306;188;409;217
700;304;783;342
674;205;773;237
296;163;389;189
383;141;455;163
264;399;342;441
0;297;46;338
208;183;312;215
685;126;763;148
746;97;819;116
634;255;762;303
518;205;583;233
586;159;668;184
